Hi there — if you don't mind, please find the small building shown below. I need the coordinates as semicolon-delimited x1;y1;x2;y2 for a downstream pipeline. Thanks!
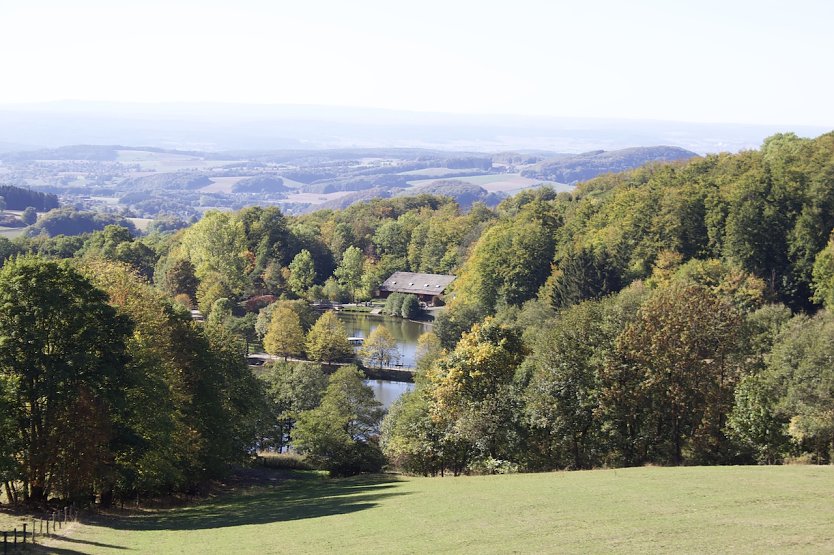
378;271;456;306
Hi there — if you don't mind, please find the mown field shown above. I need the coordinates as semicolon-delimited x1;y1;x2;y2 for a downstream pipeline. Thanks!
28;465;834;554
0;226;25;238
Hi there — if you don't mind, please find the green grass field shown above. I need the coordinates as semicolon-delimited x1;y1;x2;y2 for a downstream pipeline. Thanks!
28;465;834;554
0;226;25;239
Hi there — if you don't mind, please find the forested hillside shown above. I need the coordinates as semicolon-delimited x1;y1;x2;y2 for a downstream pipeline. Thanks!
2;132;834;506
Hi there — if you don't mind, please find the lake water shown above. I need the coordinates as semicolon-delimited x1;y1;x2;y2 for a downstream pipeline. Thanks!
336;312;431;369
336;312;429;409
364;379;415;410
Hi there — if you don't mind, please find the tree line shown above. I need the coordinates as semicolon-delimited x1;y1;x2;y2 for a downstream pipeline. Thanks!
2;131;834;491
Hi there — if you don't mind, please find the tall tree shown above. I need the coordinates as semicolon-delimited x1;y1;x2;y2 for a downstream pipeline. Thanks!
293;366;385;476
359;325;399;368
260;362;328;451
428;318;527;467
305;311;354;364
335;245;364;302
600;284;743;465
288;249;316;298
263;304;306;361
179;211;248;294
0;257;131;503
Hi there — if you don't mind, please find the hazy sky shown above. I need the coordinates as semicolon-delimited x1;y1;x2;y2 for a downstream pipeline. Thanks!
1;0;832;126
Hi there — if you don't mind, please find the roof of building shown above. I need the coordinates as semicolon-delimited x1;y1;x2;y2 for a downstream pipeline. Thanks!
379;271;456;296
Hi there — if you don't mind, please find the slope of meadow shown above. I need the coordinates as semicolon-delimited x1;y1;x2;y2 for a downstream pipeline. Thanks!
38;465;834;554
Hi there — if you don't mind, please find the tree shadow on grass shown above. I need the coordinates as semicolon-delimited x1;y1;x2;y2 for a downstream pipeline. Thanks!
89;474;408;532
28;534;128;554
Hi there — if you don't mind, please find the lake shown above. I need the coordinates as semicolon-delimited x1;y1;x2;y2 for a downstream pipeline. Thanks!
336;312;429;409
336;312;431;369
363;379;415;410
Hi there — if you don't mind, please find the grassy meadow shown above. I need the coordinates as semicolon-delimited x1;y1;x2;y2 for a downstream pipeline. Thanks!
28;465;834;554
0;226;25;239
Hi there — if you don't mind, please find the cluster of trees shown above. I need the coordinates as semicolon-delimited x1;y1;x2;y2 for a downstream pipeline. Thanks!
26;208;136;238
262;309;354;364
384;259;834;475
382;293;422;319
0;257;266;505
0;185;59;211
0;255;388;504
259;362;385;477
381;132;834;474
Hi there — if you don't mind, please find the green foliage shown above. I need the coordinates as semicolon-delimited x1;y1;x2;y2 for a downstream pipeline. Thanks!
259;361;328;451
547;247;622;311
305;311;354;364
158;257;199;301
524;297;626;469
359;325;399;368
765;311;834;462
197;274;232;317
80;259;268;498
21;206;37;225
0;256;131;502
293;366;385;476
322;276;349;302
427;318;527;470
383;292;405;316
432;302;487;350
80;225;158;279
726;374;791;464
381;391;446;475
600;284;744;465
255;300;318;340
27;207;136;237
811;236;834;309
399;294;421;319
288;249;316;297
179;210;248;295
0;185;58;211
263;304;306;360
335;245;364;301
206;297;234;327
453;211;558;312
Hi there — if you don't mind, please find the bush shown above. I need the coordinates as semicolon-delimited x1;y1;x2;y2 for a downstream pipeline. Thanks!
400;294;421;319
383;293;404;316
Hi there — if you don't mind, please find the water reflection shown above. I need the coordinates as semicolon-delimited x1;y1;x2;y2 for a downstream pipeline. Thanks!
336;312;431;368
364;379;415;410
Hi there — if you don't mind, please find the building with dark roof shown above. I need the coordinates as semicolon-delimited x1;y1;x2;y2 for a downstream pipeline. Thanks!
378;271;456;306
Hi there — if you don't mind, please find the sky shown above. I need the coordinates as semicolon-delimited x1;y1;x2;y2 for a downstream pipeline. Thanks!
0;0;832;126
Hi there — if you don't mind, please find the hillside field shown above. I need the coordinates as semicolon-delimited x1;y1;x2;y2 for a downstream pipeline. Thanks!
34;465;834;554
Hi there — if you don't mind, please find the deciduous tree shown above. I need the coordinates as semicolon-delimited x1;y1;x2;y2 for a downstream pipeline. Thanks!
360;325;399;368
305;311;354;364
264;304;306;361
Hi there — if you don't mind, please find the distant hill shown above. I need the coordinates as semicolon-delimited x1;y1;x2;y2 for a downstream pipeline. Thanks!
398;179;502;209
521;146;698;183
231;176;288;194
119;172;212;191
312;188;392;212
0;145;236;163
